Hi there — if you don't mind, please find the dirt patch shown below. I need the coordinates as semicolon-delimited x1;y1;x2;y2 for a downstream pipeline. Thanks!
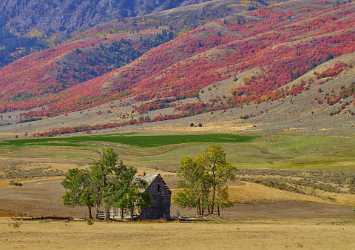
0;209;13;217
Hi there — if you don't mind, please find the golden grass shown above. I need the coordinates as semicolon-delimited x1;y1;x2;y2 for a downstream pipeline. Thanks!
1;219;355;250
317;191;355;207
0;176;64;189
228;182;328;204
171;182;328;206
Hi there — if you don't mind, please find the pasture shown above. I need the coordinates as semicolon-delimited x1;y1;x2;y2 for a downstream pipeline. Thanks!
0;132;354;173
0;133;256;148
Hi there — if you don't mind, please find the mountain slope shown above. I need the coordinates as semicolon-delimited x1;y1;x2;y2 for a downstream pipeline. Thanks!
0;0;354;134
0;0;215;67
0;0;254;112
0;0;213;36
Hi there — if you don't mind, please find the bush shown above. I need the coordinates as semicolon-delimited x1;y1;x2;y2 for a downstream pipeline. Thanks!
9;180;23;187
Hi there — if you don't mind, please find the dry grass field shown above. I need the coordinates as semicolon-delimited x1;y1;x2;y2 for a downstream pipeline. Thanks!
1;218;355;250
0;131;354;249
1;177;355;219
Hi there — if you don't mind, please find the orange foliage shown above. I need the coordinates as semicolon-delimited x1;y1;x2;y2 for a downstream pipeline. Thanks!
1;1;355;120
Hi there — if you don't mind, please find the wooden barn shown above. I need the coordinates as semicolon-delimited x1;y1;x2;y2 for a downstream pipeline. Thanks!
97;173;171;220
140;174;171;220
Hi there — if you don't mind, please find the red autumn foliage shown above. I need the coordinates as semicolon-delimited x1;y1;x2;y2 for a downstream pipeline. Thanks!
316;63;349;79
0;0;354;121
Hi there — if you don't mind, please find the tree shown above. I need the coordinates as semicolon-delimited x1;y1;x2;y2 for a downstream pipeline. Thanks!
109;164;150;220
175;157;209;216
175;145;236;217
62;168;96;219
198;145;236;214
89;148;150;220
79;170;96;219
63;148;150;220
90;148;119;219
62;169;83;207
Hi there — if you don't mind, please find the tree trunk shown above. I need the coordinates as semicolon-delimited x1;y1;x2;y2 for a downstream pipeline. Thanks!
105;208;110;221
217;205;220;217
95;206;99;219
121;208;124;219
197;199;201;216
208;201;212;215
130;207;134;221
211;161;217;215
211;184;216;214
88;206;93;220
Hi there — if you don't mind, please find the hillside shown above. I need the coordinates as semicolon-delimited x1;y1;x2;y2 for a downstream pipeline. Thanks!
0;0;257;113
0;0;214;36
0;0;354;135
0;0;217;66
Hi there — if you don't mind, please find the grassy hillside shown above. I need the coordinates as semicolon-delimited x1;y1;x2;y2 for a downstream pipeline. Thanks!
0;133;354;173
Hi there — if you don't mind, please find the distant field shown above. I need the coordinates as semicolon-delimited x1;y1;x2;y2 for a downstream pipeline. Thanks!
0;132;354;172
0;133;256;148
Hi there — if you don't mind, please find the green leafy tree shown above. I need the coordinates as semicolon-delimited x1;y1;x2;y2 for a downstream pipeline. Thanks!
79;170;96;219
90;148;119;219
63;148;150;220
62;168;96;219
198;145;236;214
110;165;150;220
175;157;209;216
62;169;83;207
175;145;236;216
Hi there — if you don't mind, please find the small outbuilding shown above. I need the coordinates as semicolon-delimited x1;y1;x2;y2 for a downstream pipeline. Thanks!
140;174;171;220
97;173;171;220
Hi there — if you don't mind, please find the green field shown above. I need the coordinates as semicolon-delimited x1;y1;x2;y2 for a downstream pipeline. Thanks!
0;133;256;148
0;133;354;172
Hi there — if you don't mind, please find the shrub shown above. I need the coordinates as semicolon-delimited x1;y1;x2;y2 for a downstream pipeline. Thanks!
9;180;23;187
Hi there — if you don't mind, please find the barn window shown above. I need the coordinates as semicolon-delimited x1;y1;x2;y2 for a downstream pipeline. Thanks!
157;184;161;192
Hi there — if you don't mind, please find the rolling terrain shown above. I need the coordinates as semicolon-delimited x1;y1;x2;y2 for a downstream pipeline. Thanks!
0;3;355;250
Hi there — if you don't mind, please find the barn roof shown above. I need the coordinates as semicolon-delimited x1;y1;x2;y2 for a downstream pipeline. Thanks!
139;174;159;186
135;173;171;193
